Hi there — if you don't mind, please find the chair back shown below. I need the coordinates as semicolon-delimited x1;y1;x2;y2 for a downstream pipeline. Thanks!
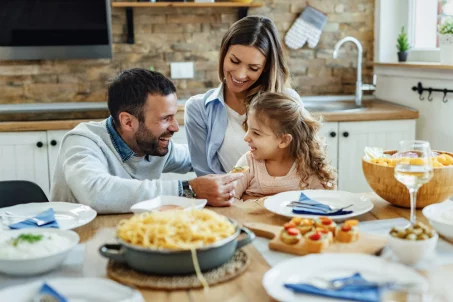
0;180;49;208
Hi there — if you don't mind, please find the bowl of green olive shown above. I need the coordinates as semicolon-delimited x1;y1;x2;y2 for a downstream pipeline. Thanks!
387;221;438;265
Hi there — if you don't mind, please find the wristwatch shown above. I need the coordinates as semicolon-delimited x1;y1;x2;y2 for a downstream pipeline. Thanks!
181;180;196;199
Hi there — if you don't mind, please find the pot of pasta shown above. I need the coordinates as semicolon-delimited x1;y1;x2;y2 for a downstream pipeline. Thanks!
98;209;255;275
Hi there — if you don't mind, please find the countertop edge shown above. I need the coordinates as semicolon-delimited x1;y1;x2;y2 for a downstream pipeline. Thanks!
0;100;418;132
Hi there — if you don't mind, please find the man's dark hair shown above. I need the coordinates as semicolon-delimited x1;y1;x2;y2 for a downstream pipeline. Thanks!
108;68;176;125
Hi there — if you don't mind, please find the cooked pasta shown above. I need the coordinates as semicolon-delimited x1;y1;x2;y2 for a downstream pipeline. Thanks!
117;209;236;250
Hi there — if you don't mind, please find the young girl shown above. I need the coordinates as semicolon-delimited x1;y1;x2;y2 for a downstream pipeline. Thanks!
232;92;336;200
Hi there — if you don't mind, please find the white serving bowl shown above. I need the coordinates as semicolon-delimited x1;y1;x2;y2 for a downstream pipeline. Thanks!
130;195;207;214
422;200;453;241
0;228;79;276
387;232;438;265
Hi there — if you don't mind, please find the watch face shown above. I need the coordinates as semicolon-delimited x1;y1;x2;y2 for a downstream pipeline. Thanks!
184;189;196;199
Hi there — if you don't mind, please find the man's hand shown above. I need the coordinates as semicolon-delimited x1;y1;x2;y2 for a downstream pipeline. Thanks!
189;173;243;207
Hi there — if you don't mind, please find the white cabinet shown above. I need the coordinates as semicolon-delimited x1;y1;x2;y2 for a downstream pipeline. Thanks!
47;130;69;183
319;119;416;193
0;132;50;196
319;122;339;173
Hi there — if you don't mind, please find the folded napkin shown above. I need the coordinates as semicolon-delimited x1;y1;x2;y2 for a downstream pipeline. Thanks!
292;192;353;216
8;208;59;229
38;283;68;302
284;273;382;302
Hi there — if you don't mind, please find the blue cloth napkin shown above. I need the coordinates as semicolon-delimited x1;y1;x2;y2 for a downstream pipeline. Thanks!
38;283;67;302
284;273;382;302
8;208;59;229
292;192;353;216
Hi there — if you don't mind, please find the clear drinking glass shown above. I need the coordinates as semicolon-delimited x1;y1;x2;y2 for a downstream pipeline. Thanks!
394;140;434;225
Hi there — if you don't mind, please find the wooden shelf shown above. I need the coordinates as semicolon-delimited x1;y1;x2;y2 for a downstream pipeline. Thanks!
113;1;263;44
112;2;263;8
373;62;453;71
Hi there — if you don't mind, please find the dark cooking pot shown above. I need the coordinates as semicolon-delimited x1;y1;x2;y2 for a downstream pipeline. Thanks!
99;218;255;275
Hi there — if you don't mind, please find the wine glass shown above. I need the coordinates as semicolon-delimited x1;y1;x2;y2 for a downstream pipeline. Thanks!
394;140;434;225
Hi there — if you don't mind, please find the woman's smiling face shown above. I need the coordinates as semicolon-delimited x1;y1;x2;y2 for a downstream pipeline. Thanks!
223;44;266;94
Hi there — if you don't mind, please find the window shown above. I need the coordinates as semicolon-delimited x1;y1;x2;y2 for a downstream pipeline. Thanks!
409;0;448;50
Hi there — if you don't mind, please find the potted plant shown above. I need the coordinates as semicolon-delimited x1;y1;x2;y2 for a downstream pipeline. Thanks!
439;17;453;65
396;26;410;62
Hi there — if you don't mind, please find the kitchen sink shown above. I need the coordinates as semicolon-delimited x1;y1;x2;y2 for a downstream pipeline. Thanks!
303;101;366;112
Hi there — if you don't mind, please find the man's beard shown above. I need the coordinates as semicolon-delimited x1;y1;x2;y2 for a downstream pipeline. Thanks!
135;122;173;157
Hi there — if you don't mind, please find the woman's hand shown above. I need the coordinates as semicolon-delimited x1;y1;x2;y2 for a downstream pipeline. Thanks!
189;173;243;207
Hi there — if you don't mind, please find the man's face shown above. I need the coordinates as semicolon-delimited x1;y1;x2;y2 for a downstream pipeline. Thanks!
134;93;179;157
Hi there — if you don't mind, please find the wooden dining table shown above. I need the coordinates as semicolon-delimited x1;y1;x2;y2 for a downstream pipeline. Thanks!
75;192;453;302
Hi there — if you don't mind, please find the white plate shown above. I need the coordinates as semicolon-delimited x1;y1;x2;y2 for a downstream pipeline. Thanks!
130;195;207;214
264;190;374;221
423;200;453;240
0;278;144;302
262;253;429;302
0;202;97;230
0;228;79;276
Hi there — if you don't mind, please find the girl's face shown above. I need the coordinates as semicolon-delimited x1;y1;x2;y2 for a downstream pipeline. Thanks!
223;45;266;95
244;112;291;161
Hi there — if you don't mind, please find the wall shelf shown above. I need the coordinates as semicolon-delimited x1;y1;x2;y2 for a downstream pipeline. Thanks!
112;2;264;44
112;2;263;8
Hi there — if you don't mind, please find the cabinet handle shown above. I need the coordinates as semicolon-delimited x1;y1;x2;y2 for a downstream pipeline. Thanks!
36;141;43;148
329;131;336;138
50;140;57;146
343;132;349;138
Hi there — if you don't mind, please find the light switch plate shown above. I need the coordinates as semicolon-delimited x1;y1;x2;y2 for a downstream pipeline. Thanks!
171;62;194;79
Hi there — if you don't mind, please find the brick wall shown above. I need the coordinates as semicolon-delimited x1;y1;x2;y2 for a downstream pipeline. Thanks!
0;0;374;104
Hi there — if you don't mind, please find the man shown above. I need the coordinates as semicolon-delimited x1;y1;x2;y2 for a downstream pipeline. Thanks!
51;68;242;213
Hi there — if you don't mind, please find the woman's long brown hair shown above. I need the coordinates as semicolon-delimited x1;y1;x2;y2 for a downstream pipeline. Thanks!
218;16;290;108
248;92;336;189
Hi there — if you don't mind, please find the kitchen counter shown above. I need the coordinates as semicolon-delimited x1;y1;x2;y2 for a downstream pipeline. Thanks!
0;99;418;132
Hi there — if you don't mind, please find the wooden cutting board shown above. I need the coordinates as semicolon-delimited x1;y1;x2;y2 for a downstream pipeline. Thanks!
244;222;387;256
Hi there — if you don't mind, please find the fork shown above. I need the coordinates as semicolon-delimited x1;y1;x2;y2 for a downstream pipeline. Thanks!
1;212;47;226
312;276;418;290
286;203;353;213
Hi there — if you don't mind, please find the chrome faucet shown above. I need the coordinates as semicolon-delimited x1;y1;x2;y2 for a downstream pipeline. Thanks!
333;36;365;107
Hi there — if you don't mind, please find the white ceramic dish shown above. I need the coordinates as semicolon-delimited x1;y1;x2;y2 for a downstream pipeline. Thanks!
0;228;79;276
262;253;428;302
422;200;453;240
0;278;144;302
386;232;438;265
264;190;374;221
0;202;97;230
130;195;207;214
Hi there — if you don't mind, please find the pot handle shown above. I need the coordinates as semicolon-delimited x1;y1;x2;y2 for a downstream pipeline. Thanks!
236;226;256;250
99;244;126;263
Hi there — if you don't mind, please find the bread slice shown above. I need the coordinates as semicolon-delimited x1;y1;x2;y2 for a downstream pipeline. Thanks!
280;228;301;245
305;231;330;253
230;166;250;173
336;224;360;243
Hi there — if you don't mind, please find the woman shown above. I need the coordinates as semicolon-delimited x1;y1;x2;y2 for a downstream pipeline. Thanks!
185;16;301;176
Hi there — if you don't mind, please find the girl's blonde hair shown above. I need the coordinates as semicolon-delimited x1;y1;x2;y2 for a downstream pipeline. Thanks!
218;16;290;107
248;92;336;190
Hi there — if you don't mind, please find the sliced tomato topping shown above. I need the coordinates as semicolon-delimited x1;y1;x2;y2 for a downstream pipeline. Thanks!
284;222;296;229
341;224;352;232
322;220;332;225
287;228;300;236
309;233;321;241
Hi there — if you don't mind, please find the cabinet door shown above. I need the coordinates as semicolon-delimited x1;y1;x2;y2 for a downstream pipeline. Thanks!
319;122;339;171
338;120;416;193
47;130;69;185
0;132;50;196
161;126;197;181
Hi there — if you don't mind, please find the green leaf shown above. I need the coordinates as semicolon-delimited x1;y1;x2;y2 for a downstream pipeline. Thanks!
396;26;410;52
